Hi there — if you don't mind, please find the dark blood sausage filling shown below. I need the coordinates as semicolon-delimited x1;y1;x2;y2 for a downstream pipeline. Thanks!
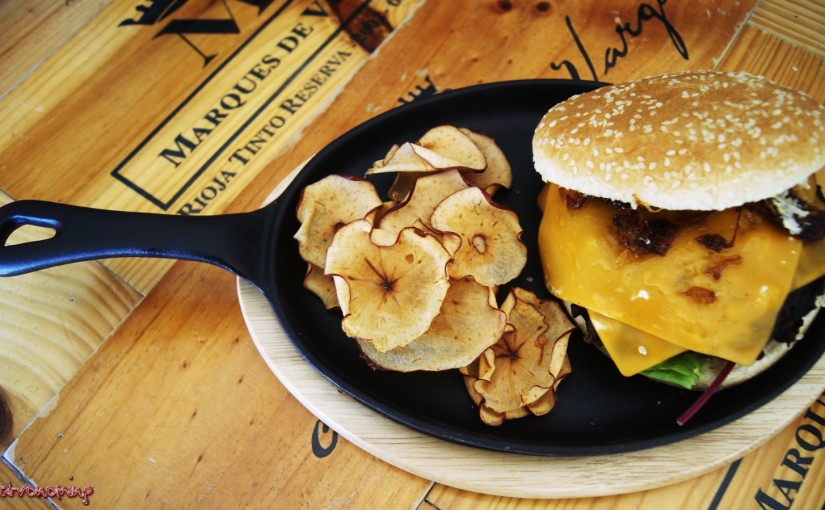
754;191;825;243
562;186;825;257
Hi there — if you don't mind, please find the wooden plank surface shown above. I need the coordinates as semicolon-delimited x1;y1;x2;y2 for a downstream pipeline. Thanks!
1;0;824;508
0;191;142;449
0;0;112;99
750;0;825;57
719;24;825;103
0;0;417;476
5;261;432;509
0;0;417;293
0;459;52;510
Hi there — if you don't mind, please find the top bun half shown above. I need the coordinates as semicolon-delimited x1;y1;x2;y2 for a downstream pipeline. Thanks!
532;71;825;210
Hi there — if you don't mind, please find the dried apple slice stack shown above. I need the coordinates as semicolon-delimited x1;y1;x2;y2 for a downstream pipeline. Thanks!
293;125;574;425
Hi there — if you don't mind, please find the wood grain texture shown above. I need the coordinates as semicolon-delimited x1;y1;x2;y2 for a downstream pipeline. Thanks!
422;464;732;509
0;0;417;467
220;0;757;216
710;401;825;510
6;259;432;509
717;24;825;103
308;0;758;118
750;0;825;57
0;459;52;510
0;191;141;448
0;0;417;294
0;0;111;99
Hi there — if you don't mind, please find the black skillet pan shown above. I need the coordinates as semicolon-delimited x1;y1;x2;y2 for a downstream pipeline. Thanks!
1;80;824;456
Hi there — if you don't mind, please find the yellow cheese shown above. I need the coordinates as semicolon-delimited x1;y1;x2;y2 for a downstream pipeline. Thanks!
588;310;686;376
794;239;825;289
569;240;825;377
538;184;807;368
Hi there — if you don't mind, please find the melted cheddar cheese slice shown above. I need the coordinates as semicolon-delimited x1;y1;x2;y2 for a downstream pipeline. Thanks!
795;238;825;289
538;184;822;373
588;310;686;376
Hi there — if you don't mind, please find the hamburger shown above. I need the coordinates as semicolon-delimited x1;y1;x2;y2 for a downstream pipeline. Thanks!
532;70;825;391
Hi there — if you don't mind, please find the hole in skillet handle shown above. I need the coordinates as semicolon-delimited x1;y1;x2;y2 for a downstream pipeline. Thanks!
0;200;66;276
1;221;58;247
0;204;60;247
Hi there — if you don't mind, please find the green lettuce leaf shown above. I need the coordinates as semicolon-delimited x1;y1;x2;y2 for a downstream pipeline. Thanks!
640;352;708;389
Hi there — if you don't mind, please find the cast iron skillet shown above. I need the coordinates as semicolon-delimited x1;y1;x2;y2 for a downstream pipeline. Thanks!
1;80;823;456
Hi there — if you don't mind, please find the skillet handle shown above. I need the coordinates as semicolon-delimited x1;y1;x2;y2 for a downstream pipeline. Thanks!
0;200;276;292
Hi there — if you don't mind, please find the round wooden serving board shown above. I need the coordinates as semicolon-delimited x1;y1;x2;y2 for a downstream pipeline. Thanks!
237;176;825;498
239;276;825;498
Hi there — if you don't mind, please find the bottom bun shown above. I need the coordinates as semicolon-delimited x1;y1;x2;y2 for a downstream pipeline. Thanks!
562;279;825;391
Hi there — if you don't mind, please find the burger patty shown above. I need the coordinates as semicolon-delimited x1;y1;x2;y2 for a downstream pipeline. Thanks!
570;276;825;357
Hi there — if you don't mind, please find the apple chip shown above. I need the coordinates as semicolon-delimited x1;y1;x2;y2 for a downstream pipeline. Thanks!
358;277;506;371
464;288;574;425
460;353;531;427
303;263;338;310
371;200;397;227
387;171;424;203
294;125;569;427
459;128;513;195
325;219;451;351
377;169;469;238
294;175;383;268
430;187;527;287
366;142;436;175
416;125;486;171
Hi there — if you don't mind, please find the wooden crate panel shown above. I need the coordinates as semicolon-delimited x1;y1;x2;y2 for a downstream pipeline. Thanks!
6;261;432;509
718;24;825;103
0;459;53;510
0;192;142;448
0;0;111;98
0;0;419;294
750;0;825;57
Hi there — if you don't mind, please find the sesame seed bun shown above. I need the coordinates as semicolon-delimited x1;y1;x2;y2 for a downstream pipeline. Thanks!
533;71;825;210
